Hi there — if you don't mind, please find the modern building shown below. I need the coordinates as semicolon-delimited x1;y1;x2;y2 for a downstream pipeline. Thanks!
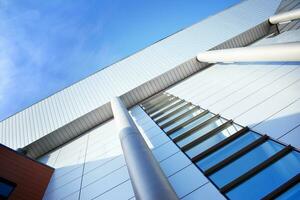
0;0;300;199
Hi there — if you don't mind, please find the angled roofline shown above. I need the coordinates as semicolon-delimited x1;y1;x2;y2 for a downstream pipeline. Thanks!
23;20;274;158
0;0;244;123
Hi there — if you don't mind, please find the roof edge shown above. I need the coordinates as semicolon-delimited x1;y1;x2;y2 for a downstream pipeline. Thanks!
26;20;273;159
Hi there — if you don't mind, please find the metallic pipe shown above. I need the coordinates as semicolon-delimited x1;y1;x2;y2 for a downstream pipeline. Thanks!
269;8;300;24
196;42;300;63
110;97;178;200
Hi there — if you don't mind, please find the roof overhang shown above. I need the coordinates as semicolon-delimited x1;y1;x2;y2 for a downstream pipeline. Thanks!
24;20;273;158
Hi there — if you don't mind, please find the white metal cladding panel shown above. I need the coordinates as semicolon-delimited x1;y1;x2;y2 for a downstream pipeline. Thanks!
38;120;135;200
0;0;281;149
167;29;300;149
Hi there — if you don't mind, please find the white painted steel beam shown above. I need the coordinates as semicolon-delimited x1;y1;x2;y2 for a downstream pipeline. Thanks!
269;8;300;24
196;42;300;63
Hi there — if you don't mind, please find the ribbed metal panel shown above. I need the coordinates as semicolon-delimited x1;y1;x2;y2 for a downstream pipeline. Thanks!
0;0;281;158
26;21;272;158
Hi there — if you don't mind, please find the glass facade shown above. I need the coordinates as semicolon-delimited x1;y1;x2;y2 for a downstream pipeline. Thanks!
210;140;283;187
163;109;204;133
277;183;300;200
196;131;260;171
157;104;196;126
227;152;300;200
141;92;300;200
169;113;213;139
186;124;242;158
176;117;224;147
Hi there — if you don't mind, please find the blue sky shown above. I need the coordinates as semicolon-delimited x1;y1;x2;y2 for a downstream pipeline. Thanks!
0;0;240;121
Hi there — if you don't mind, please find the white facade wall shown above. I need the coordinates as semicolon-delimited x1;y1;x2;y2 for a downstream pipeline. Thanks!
38;120;134;200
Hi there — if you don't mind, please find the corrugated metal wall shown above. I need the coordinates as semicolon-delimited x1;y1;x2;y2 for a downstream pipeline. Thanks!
0;0;281;153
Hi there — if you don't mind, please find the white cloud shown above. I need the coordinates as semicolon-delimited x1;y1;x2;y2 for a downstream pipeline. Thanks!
0;4;45;119
0;36;16;102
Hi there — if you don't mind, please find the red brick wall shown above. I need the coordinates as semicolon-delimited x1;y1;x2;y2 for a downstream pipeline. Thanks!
0;145;54;200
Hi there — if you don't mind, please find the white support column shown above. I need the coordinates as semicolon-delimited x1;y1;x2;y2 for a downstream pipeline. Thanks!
196;42;300;63
111;97;178;200
269;8;300;24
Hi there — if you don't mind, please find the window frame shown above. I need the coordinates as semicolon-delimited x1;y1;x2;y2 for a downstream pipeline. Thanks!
0;177;16;200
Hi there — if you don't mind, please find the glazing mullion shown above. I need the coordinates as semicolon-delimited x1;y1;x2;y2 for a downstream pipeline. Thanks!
141;93;163;107
176;117;227;148
196;131;261;171
191;127;249;163
151;100;185;119
140;93;300;199
226;151;300;200
210;140;284;188
159;106;199;129
181;120;234;152
166;110;209;135
262;174;300;200
143;94;172;111
142;94;170;109
164;109;205;134
155;102;192;123
147;97;178;115
204;135;269;176
220;145;293;193
152;101;189;123
172;115;220;143
185;123;242;159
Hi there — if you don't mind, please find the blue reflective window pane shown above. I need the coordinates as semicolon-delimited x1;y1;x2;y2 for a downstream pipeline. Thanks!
154;102;189;122
196;131;260;171
163;109;203;132
169;113;214;139
158;105;196;126
210;140;283;187
227;151;300;200
177;118;225;147
186;124;242;158
0;182;14;197
277;183;300;200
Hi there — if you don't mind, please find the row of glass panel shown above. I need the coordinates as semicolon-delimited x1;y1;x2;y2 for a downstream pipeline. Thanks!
141;93;300;200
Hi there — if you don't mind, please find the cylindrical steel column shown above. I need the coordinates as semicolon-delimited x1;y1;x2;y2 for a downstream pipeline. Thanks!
196;42;300;63
111;97;178;200
269;8;300;24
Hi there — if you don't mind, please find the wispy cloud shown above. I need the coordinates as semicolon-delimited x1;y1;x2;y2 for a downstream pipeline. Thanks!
0;0;240;121
0;0;118;120
0;2;46;120
0;37;15;103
